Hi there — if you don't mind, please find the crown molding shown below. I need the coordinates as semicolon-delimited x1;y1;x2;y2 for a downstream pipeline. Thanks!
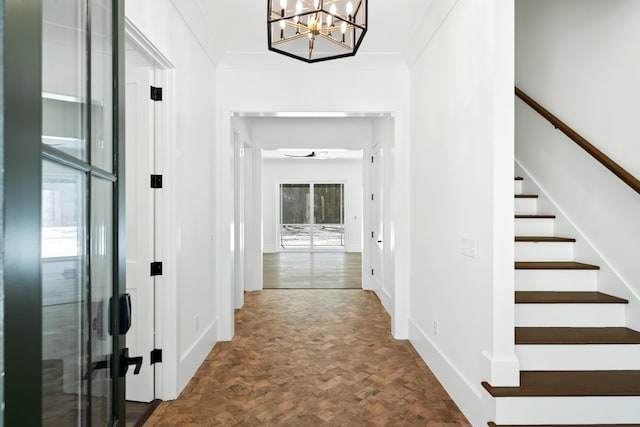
402;0;460;68
170;0;225;66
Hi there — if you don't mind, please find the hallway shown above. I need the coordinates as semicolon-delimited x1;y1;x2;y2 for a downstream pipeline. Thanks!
263;253;362;289
145;290;469;426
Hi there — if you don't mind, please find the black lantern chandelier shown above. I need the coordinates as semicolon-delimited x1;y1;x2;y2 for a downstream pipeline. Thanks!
268;0;367;63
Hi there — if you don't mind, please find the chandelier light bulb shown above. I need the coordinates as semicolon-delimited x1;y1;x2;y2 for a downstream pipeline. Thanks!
296;0;302;13
280;0;287;9
280;20;286;29
346;1;353;20
294;15;299;23
326;13;332;27
341;21;347;34
314;0;320;9
330;3;337;15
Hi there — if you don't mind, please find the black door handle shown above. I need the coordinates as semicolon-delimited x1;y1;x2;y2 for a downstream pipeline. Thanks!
120;348;143;376
84;358;110;380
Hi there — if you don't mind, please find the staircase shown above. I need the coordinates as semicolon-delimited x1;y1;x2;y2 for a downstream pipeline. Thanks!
482;176;640;426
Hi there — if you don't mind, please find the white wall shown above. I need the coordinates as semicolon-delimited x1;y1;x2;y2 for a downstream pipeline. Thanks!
408;0;516;425
125;0;218;398
216;53;411;340
262;158;363;253
250;117;373;150
515;0;640;329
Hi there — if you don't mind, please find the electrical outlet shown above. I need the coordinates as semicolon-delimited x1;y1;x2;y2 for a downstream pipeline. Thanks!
195;315;199;332
433;320;439;336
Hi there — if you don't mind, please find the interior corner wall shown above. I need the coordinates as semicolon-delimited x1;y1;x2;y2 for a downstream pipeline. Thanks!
407;0;515;424
515;0;640;329
262;158;363;253
125;0;218;398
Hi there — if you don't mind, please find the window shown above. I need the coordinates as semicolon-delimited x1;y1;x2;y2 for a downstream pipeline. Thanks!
280;183;344;249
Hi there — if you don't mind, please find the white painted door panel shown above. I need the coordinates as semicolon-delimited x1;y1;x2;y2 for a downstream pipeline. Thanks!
371;149;384;291
125;63;155;402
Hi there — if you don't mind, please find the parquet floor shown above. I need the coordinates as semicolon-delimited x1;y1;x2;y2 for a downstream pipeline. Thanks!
263;252;362;289
144;290;470;426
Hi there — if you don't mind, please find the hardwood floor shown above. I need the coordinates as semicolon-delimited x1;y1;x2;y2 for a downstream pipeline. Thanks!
144;290;470;426
263;252;362;289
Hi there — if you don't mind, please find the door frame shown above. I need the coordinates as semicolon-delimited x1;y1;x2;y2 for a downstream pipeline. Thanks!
124;18;178;401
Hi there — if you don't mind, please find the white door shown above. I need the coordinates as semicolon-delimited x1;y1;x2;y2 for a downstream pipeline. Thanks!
370;149;384;290
125;49;156;402
234;133;245;309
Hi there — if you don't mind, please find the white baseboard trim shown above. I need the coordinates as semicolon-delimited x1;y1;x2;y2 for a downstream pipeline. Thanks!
408;318;487;426
178;319;218;392
376;287;393;318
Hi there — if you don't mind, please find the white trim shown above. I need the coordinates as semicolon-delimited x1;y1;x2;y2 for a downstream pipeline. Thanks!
178;320;218;392
124;18;174;70
409;317;487;426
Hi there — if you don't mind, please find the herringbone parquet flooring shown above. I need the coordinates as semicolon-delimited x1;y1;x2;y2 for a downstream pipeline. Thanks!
145;290;470;426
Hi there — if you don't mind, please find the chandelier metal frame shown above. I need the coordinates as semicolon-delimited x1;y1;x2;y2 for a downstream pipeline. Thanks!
267;0;368;63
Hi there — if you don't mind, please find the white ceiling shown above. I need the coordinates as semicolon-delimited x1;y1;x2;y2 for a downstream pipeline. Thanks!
196;0;434;56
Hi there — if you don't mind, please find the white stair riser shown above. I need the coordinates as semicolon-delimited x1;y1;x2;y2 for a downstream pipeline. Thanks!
515;218;554;236
515;269;597;291
515;242;574;261
515;198;538;215
515;303;625;327
515;180;523;195
495;396;640;424
516;345;640;370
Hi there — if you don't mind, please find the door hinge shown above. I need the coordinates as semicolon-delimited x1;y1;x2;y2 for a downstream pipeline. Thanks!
371;156;374;163
150;262;163;276
371;268;374;276
150;349;163;365
150;174;163;189
150;86;163;101
371;231;374;238
371;193;374;201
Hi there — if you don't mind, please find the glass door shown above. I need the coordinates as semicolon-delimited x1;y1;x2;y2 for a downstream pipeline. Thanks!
41;0;121;425
280;183;345;250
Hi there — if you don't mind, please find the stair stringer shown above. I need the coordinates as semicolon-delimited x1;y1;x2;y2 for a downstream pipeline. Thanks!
515;160;640;331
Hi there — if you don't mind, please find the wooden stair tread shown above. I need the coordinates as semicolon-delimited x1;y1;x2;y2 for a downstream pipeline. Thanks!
515;236;576;242
482;370;640;397
515;291;628;304
515;214;556;219
514;176;524;181
515;261;600;270
516;327;640;345
488;423;640;427
515;194;539;198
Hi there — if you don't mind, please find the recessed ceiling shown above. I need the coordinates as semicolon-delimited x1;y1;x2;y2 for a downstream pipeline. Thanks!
196;0;433;56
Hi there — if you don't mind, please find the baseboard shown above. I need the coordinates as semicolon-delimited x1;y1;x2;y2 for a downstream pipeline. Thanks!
408;318;486;426
178;319;218;392
263;244;276;253
376;287;393;318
